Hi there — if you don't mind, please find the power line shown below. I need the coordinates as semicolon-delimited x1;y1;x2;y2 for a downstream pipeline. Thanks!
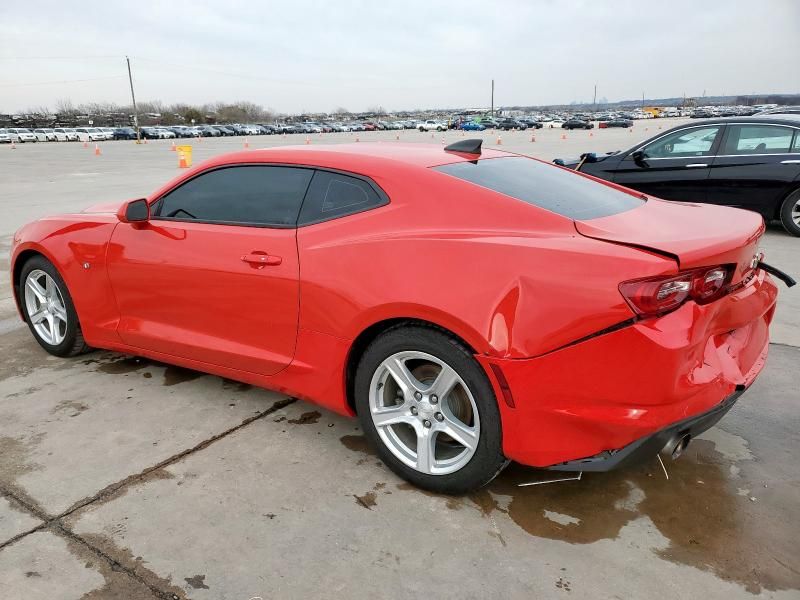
0;55;121;60
0;75;125;87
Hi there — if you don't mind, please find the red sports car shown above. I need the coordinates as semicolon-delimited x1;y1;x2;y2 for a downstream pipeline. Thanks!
11;139;792;493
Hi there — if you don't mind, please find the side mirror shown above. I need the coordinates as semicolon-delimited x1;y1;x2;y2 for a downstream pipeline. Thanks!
631;150;648;167
117;198;150;223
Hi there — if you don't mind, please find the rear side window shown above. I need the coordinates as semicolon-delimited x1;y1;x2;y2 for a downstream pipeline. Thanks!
434;157;643;220
722;125;794;155
298;170;388;225
155;165;313;227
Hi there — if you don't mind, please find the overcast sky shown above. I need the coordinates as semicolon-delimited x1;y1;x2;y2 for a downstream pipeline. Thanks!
1;0;798;113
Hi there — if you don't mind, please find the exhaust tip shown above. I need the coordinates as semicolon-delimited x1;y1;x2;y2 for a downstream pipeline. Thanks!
660;433;691;461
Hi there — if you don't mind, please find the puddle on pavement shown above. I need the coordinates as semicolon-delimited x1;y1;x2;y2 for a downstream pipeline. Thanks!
341;433;796;593
162;365;204;386
288;410;321;425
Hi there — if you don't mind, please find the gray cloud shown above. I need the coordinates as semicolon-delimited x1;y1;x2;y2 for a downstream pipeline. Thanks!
1;0;798;113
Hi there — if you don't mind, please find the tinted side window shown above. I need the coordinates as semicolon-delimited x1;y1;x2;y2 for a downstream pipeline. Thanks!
793;131;800;152
156;166;313;227
642;126;721;158
722;125;794;155
298;170;388;225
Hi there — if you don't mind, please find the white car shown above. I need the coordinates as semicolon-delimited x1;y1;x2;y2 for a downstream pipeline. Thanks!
417;119;447;132
74;127;106;142
33;128;56;141
0;129;11;143
153;127;176;139
54;127;80;141
98;127;115;140
7;128;37;142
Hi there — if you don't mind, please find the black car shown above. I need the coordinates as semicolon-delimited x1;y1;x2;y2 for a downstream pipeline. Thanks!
562;119;594;130
605;118;633;128
555;115;800;236
212;125;236;136
518;118;544;129
497;118;527;131
113;127;137;140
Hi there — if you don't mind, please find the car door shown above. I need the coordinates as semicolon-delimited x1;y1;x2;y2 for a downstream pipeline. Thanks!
611;124;724;202
106;164;314;376
705;123;800;216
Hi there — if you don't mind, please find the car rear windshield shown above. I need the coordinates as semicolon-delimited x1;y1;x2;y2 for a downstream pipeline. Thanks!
434;156;644;219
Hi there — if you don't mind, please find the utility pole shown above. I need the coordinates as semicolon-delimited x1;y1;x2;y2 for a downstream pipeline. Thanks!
491;79;494;117
126;56;140;143
593;83;597;111
641;91;645;111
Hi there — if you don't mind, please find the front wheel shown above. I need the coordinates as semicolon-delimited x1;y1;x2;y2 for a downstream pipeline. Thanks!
779;189;800;237
19;256;90;357
354;325;506;494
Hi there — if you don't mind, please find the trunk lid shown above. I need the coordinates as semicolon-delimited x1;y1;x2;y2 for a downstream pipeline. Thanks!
575;199;765;280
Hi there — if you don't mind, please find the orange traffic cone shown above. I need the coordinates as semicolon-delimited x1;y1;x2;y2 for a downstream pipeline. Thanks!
170;141;176;151
589;132;593;137
530;135;536;142
395;134;400;140
561;133;567;140
10;141;16;149
244;137;250;149
496;136;502;145
94;144;101;156
83;140;88;149
178;151;188;169
305;136;310;145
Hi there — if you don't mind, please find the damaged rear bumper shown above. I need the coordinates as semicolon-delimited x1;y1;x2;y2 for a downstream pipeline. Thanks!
546;385;746;472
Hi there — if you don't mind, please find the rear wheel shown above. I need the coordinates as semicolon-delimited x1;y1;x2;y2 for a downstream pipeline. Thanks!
19;256;90;357
354;325;506;494
779;189;800;237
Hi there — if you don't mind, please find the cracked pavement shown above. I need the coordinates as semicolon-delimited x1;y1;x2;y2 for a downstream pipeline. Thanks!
1;129;799;599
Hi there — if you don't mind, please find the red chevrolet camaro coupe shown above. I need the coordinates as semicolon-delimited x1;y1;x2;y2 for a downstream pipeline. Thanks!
11;139;792;493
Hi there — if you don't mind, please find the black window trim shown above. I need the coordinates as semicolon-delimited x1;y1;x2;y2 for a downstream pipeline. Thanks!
150;162;390;229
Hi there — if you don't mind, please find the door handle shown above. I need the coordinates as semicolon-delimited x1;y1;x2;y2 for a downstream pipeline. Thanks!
685;163;708;168
780;160;800;165
241;252;282;267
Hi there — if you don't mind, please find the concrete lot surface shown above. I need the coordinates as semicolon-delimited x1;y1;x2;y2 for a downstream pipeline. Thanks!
1;122;798;599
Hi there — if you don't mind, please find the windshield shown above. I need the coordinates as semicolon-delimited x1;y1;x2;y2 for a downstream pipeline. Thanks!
434;157;644;220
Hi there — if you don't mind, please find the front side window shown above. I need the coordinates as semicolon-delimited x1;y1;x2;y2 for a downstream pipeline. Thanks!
155;165;313;227
641;126;721;158
722;125;794;155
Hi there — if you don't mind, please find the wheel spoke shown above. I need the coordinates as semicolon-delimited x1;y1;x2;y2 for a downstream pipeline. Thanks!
416;430;437;473
428;364;460;399
29;309;47;324
51;302;68;323
385;357;422;394
44;314;57;344
45;275;55;297
439;414;478;451
372;404;413;428
26;278;47;303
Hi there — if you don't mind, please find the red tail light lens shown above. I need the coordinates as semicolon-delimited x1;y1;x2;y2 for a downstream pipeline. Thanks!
619;265;733;318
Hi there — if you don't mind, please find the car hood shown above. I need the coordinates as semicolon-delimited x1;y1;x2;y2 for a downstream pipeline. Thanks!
83;199;127;214
575;198;765;274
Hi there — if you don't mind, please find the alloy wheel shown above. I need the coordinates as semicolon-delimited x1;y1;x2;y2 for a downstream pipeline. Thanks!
24;269;68;345
369;351;480;475
792;197;800;227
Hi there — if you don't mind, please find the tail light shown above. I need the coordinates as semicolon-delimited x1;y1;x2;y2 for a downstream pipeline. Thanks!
619;265;733;318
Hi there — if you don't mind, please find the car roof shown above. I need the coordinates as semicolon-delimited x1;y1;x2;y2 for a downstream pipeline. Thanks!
683;115;800;127
209;142;513;169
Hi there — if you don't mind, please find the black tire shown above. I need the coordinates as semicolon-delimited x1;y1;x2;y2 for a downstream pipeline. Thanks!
18;255;91;357
354;325;507;494
779;188;800;237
